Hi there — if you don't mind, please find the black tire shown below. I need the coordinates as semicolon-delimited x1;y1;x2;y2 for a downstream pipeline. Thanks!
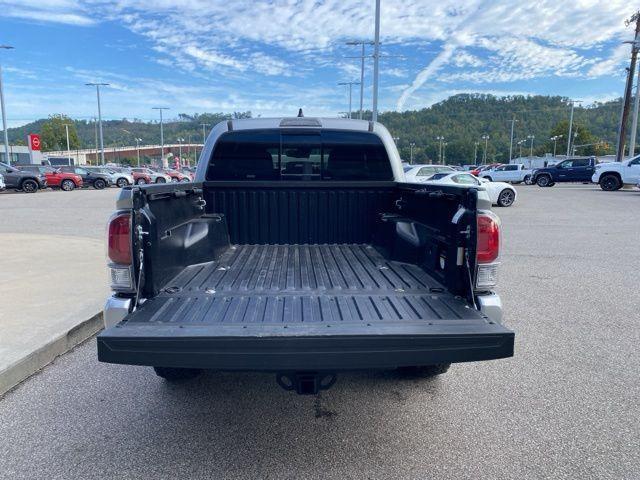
93;178;106;190
21;179;38;193
397;364;450;377
116;177;129;188
599;174;621;191
155;177;166;184
497;188;516;207
483;176;493;182
153;366;202;382
136;178;147;185
180;178;190;183
171;177;179;182
524;175;532;185
60;179;75;191
536;175;552;187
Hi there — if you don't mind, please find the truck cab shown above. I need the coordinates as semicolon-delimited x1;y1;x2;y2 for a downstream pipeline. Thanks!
533;157;596;187
98;117;514;394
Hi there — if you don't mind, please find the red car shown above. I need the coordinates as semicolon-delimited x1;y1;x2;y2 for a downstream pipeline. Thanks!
131;171;153;185
19;165;83;191
471;163;501;177
163;169;190;182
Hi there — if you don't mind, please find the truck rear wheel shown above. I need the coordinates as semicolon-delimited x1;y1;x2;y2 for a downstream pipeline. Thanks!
397;364;450;377
153;366;202;381
599;174;621;191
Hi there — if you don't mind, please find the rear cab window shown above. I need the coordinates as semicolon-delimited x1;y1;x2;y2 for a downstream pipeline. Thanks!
206;129;393;181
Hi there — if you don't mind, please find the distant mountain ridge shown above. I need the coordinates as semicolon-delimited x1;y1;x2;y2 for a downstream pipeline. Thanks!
7;94;625;163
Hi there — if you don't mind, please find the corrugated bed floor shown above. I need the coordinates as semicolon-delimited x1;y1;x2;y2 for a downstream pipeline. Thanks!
130;244;480;325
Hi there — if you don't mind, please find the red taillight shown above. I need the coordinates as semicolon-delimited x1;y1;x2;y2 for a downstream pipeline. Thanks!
477;212;500;264
108;213;132;264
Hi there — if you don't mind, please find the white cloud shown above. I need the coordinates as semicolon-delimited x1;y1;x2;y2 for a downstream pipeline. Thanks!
0;1;94;25
587;44;630;77
452;51;484;68
0;0;633;116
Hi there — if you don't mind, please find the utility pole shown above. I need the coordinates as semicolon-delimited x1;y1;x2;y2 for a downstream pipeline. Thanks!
86;83;109;165
508;116;518;161
409;142;415;163
473;141;479;164
620;11;640;160
152;107;169;167
566;99;582;157
0;45;14;164
631;64;640;157
372;0;381;122
93;117;98;164
338;81;360;119
442;142;448;164
482;134;489;164
346;41;374;119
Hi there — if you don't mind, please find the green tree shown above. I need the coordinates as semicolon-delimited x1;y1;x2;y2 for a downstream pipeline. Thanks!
41;115;80;151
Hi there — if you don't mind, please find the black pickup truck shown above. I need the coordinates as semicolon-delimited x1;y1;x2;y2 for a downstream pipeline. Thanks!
532;157;596;187
98;117;513;394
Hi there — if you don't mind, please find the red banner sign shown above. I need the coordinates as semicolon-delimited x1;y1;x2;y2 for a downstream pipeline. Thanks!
28;134;41;151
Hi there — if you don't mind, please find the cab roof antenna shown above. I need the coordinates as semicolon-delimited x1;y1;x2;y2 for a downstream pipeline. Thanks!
297;108;304;117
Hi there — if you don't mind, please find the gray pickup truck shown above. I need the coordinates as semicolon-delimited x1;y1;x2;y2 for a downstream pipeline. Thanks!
98;117;513;394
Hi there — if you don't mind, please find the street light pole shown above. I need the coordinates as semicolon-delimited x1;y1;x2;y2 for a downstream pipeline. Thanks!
527;135;535;157
509;116;518;161
64;124;71;162
443;142;448;164
135;138;142;167
474;142;479;164
436;136;444;164
177;137;184;165
152;107;169;167
482;134;489;164
0;45;14;164
409;142;415;163
371;0;381;122
86;83;109;165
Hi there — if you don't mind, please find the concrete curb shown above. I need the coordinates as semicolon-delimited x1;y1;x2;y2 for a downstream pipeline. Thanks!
0;312;103;397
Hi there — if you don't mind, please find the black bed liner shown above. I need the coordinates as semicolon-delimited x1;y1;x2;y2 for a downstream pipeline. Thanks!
127;244;471;325
98;244;513;370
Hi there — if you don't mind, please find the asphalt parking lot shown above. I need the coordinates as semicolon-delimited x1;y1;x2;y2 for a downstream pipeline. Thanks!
0;184;639;480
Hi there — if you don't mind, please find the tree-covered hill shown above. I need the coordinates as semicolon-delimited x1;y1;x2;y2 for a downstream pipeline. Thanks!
7;94;625;164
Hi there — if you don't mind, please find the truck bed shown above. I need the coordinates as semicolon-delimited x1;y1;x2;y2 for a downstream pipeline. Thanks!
127;244;473;326
100;243;513;371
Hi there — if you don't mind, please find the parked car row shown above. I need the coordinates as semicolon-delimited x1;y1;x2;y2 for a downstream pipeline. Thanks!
0;162;196;193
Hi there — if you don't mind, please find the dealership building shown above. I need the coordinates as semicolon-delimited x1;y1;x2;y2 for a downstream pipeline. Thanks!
0;134;45;165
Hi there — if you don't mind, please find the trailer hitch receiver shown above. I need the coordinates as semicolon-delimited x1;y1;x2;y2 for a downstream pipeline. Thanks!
276;371;337;395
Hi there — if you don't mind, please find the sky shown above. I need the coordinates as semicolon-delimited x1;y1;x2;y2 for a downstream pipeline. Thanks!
0;0;635;127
